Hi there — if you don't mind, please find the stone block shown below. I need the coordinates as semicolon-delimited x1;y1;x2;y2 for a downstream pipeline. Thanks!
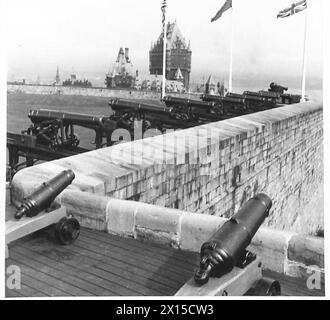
249;227;294;274
106;199;136;236
288;234;324;267
180;213;226;252
135;203;184;233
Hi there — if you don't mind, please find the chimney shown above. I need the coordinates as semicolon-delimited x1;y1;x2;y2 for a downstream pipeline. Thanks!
125;48;129;62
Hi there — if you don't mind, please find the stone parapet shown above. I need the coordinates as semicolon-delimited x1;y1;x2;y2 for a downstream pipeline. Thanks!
11;99;323;235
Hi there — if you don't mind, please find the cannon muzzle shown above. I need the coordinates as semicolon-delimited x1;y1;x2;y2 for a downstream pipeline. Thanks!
194;193;272;285
15;169;75;219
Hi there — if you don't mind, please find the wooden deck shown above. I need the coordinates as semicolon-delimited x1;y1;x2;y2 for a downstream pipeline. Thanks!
5;227;325;297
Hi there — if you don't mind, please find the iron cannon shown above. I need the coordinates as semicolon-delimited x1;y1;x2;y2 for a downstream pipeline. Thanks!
26;108;117;149
269;82;288;94
109;98;197;132
194;193;272;285
15;169;75;220
163;96;223;122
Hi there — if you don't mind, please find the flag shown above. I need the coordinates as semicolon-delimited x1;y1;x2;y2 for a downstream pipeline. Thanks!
161;0;167;30
277;0;307;18
211;0;232;22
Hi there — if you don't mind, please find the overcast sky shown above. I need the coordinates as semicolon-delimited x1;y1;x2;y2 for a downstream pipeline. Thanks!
6;0;323;87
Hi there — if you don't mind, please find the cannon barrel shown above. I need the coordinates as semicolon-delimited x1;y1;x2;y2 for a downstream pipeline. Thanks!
243;90;279;99
163;96;216;109
109;98;170;114
201;93;245;105
15;170;75;220
200;94;223;102
28;109;109;128
258;90;281;99
194;193;272;285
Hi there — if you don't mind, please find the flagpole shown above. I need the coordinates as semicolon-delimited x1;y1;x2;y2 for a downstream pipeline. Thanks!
300;7;308;102
162;17;167;99
228;2;234;93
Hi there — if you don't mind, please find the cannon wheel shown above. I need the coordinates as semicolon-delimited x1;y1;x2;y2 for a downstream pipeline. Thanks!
253;277;281;296
69;133;80;147
55;217;80;245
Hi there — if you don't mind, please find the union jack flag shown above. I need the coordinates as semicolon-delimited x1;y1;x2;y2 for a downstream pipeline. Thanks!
277;0;307;18
161;0;166;31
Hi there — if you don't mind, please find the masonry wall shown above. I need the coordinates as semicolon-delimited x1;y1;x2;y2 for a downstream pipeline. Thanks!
7;84;200;101
11;100;323;236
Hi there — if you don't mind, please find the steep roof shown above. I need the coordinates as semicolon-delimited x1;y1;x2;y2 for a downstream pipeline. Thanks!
158;21;189;49
108;47;134;77
206;74;216;86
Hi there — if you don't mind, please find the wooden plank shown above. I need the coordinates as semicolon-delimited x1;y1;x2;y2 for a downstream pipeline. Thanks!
5;288;23;298
9;249;96;296
16;240;149;296
16;271;71;297
72;237;194;284
82;228;198;265
73;238;180;290
11;244;145;296
82;230;199;270
11;245;121;296
5;257;49;297
44;242;171;295
17;230;190;295
6;207;67;245
6;283;47;298
82;228;198;260
14;243;170;296
21;231;194;285
78;231;197;276
176;259;262;296
78;232;197;273
9;255;76;296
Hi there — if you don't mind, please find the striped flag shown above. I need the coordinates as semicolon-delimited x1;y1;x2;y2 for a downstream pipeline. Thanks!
277;0;307;18
161;0;167;31
211;0;232;22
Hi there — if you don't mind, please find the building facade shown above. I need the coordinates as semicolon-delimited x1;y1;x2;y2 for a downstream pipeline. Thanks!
106;47;136;88
149;21;192;90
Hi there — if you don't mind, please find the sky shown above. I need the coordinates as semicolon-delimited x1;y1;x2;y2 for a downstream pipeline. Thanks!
5;0;323;88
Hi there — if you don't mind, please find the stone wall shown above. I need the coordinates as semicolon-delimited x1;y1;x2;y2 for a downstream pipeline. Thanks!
7;84;201;101
11;99;323;235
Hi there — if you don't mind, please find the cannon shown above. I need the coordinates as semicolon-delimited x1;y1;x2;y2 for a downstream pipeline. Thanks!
5;170;80;254
200;93;248;116
14;170;80;244
15;169;75;220
178;193;281;296
268;82;288;94
26;109;117;150
109;98;197;133
163;96;224;122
